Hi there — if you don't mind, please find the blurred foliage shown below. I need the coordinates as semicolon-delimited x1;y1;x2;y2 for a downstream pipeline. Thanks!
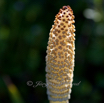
0;0;104;103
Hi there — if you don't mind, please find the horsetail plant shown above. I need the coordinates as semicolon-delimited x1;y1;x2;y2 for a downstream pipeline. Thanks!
45;5;75;103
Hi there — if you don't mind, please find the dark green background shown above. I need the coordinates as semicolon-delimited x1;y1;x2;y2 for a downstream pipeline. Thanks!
0;0;104;103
